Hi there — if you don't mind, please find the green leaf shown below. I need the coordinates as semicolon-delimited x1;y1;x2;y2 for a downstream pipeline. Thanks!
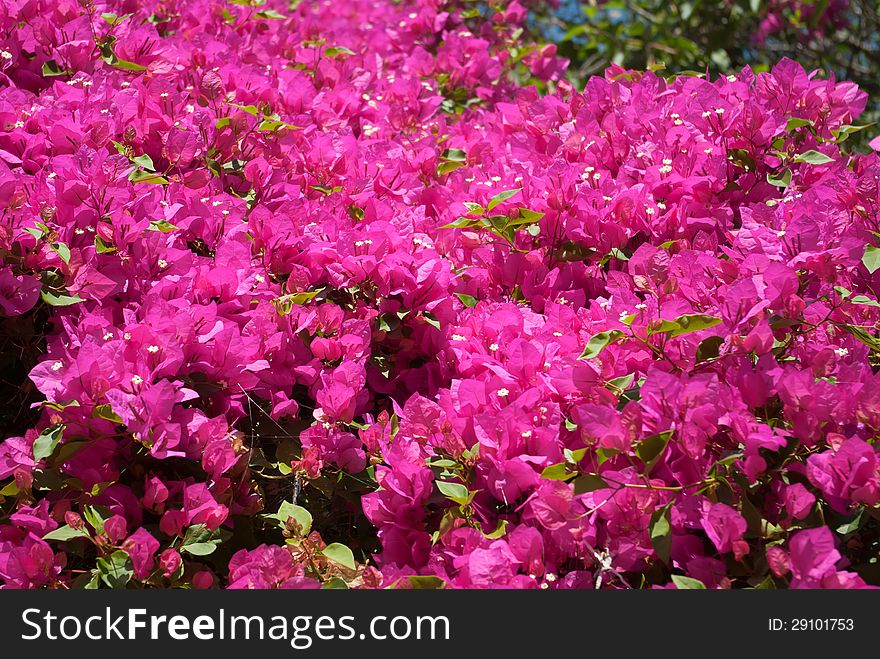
480;519;509;540
437;160;466;176
440;216;480;230
516;208;544;223
831;122;875;142
181;524;230;556
839;323;880;352
564;448;587;464
131;154;155;170
540;463;573;481
606;373;635;393
149;219;179;232
95;236;116;254
130;169;169;184
92;404;123;424
111;58;147;72
42;60;72;77
455;293;478;307
667;313;722;338
766;169;791;188
33;426;64;462
836;510;865;536
649;505;672;564
321;543;356;570
696;335;724;362
486;188;521;211
324;46;355;57
402;575;446;589
0;480;20;496
793;150;834;165
462;202;484;216
256;9;286;18
422;312;441;331
83;505;113;535
436;481;470;506
850;295;880;308
785;117;814;132
50;242;71;264
229;103;260;117
572;474;610;493
863;244;880;274
43;524;90;542
671;575;706;590
578;330;624;360
440;148;466;162
41;290;84;307
265;500;312;535
636;430;673;472
322;577;349;589
97;550;133;589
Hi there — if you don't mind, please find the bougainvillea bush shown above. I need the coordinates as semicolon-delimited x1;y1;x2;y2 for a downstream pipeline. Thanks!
1;0;879;590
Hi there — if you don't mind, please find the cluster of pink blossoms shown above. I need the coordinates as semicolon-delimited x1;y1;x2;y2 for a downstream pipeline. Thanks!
0;0;879;590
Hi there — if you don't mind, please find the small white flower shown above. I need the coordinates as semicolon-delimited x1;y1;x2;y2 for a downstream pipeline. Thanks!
147;345;159;354
103;332;114;341
635;303;647;310
212;200;223;207
51;361;63;371
160;92;169;98
451;334;467;342
14;120;24;128
646;207;655;215
619;310;631;322
552;331;563;337
0;51;12;60
558;297;568;305
657;202;666;210
123;332;132;340
521;430;532;438
489;343;499;351
592;172;601;181
497;388;510;397
727;74;737;82
131;375;143;385
185;104;195;113
701;110;712;118
254;274;265;284
662;158;672;165
545;572;557;582
715;108;725;115
158;259;168;268
776;230;786;237
491;176;501;182
835;347;849;357
704;147;714;155
355;240;364;247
